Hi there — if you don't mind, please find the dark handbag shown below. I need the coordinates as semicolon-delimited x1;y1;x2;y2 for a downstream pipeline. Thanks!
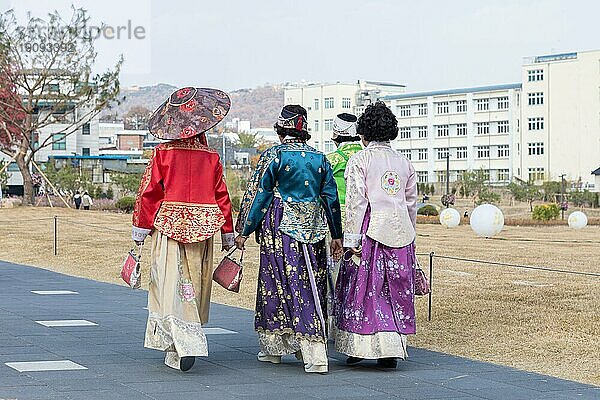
213;248;244;293
414;263;430;296
121;245;142;289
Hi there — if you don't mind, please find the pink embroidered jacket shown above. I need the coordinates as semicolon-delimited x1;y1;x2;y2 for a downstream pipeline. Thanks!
131;137;234;245
343;141;417;248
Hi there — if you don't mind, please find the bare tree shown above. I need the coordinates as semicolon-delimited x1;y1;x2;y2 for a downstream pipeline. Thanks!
0;8;122;204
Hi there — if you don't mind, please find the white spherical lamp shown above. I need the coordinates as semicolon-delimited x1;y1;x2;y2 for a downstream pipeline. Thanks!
470;204;504;238
440;208;461;228
568;211;588;229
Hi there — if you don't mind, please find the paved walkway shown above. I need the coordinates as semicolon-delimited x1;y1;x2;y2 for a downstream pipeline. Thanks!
0;260;598;400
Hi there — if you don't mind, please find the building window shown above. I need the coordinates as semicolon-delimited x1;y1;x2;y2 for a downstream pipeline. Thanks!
417;126;428;138
417;171;428;183
456;100;467;113
528;69;544;82
399;149;411;160
436;101;449;114
314;120;319;132
314;140;320;151
528;92;544;105
528;167;545;181
498;169;510;182
476;98;489;111
436;147;449;160
398;105;411;117
476;122;490;135
456;146;467;159
324;97;334;109
528;142;544;155
476;145;490;158
324;140;335;153
342;97;351;109
528;117;544;130
82;148;90;156
497;144;509;158
417;103;427;116
497;120;509;134
82;123;90;135
497;96;509;109
324;119;333;131
417;148;428;160
399;127;411;139
436;171;448;183
314;99;319;110
52;133;66;150
482;169;491;181
456;123;467;136
436;125;449;137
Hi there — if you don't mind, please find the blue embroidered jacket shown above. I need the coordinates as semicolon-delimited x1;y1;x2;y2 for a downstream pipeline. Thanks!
235;141;342;243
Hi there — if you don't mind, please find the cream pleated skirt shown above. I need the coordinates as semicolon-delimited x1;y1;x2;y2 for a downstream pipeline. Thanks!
144;231;214;369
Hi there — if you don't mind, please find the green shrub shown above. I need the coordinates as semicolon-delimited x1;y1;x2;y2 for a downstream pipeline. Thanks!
417;204;439;216
115;196;136;213
532;203;560;221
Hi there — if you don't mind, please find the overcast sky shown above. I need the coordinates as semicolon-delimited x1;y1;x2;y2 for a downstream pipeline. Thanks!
4;0;600;92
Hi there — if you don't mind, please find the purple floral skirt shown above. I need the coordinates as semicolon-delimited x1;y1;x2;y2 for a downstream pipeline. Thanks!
255;198;328;340
335;209;416;336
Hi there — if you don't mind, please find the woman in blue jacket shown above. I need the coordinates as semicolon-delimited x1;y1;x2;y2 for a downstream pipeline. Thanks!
235;105;343;374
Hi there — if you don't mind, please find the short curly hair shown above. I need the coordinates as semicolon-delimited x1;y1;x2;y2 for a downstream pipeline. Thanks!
357;101;398;142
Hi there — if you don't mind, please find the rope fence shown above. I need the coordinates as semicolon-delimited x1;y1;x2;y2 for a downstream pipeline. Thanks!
3;216;599;323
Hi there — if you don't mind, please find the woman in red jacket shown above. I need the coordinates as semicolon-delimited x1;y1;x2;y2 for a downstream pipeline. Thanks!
132;87;234;372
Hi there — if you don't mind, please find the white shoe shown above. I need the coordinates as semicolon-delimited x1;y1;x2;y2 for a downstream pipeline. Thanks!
257;351;281;364
304;363;328;374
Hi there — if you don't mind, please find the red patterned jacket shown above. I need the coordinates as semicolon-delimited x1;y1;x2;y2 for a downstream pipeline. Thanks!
131;136;234;245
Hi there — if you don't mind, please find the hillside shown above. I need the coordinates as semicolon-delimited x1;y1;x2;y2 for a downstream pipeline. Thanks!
101;83;284;129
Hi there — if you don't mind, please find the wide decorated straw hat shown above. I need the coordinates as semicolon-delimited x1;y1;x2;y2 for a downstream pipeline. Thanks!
148;87;231;140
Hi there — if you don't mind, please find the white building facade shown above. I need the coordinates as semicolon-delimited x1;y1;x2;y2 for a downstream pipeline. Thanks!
284;80;406;152
384;84;521;185
520;50;600;189
383;49;600;190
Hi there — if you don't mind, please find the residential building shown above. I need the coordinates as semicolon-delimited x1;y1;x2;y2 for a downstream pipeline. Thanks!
519;50;600;188
99;122;124;149
284;80;406;151
383;49;600;191
383;84;521;185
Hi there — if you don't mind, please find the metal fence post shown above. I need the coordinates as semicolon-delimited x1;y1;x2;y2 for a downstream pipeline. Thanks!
53;216;58;256
428;252;434;321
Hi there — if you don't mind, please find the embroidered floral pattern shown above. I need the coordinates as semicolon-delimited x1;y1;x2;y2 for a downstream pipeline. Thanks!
154;202;225;243
176;88;192;98
179;99;196;113
145;312;208;357
279;201;329;244
381;170;401;196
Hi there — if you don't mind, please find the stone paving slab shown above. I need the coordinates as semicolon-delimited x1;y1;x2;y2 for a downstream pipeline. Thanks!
0;260;598;400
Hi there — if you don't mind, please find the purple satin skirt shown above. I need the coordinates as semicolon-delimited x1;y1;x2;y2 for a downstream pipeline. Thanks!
335;208;416;335
255;197;328;340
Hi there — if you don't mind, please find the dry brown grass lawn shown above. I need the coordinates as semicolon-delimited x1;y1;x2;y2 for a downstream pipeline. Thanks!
1;206;599;386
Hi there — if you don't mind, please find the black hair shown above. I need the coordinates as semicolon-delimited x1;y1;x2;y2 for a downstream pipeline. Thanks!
333;135;360;144
274;104;311;141
356;101;398;142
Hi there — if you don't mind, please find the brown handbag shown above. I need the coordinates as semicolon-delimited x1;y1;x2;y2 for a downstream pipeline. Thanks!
213;248;244;293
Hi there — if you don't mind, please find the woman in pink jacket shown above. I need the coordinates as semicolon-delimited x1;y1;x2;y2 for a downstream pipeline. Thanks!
334;101;418;369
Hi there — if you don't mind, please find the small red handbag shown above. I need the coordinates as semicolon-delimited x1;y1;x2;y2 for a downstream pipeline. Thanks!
121;246;142;289
213;248;244;293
